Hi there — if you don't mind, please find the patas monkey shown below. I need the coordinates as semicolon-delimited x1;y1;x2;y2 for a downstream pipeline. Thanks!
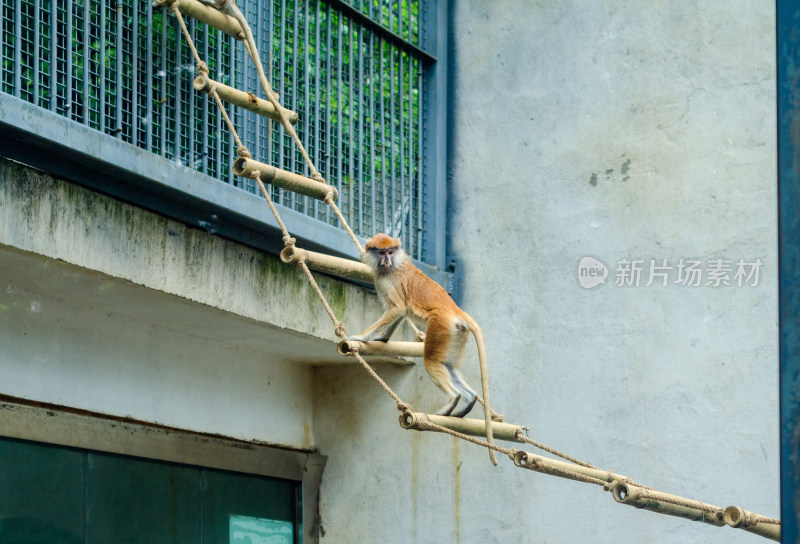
351;233;498;464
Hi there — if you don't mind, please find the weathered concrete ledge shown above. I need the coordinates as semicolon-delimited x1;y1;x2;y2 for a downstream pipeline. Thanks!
0;157;402;358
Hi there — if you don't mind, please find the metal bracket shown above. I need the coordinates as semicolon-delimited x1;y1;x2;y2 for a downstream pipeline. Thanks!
446;255;464;305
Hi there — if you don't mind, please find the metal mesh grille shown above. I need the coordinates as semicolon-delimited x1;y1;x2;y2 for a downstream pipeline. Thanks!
0;0;428;260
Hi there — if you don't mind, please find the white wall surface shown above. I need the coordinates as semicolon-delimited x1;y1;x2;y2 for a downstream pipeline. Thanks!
446;1;778;543
0;159;388;449
315;2;778;543
0;2;779;543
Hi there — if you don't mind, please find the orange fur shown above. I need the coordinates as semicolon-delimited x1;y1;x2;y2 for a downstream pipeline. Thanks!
353;233;498;465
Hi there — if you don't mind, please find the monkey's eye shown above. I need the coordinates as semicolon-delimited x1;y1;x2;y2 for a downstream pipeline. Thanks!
386;249;394;256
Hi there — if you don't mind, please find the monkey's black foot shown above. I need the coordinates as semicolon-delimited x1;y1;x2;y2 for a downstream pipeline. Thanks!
435;395;461;417
450;396;477;418
373;337;391;342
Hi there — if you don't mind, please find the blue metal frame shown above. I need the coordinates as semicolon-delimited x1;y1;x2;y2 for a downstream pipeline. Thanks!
777;2;800;542
0;92;447;285
0;0;443;268
0;0;450;286
422;0;448;270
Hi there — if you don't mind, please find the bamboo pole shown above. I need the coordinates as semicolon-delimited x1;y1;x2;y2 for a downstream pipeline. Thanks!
611;482;726;528
280;245;372;284
156;0;245;41
194;75;298;124
513;450;628;486
516;452;780;540
399;412;525;443
338;340;423;358
723;506;781;541
234;158;338;202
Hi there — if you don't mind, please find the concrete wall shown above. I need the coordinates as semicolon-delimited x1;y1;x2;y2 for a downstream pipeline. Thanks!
0;157;390;448
315;2;778;541
444;1;777;543
0;1;779;543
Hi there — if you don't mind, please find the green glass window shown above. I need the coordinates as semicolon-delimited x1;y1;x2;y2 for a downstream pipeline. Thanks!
0;437;300;544
0;439;85;544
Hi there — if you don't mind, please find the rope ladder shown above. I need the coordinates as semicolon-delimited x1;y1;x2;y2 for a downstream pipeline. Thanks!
155;1;780;540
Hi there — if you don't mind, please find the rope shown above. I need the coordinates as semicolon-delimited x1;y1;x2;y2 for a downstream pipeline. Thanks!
642;492;722;516
751;515;782;525
351;349;411;414
164;4;781;537
209;86;246;150
614;484;722;515
223;1;320;180
251;171;295;247
516;433;598;469
529;458;609;487
325;194;364;254
413;414;512;457
171;2;247;156
170;5;209;75
298;259;347;338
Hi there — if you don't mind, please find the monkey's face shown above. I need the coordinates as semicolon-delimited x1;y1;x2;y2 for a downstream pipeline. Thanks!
363;233;405;273
374;247;397;271
363;246;405;274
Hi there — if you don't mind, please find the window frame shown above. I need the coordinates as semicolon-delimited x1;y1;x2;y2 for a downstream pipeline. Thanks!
0;396;325;543
0;0;450;284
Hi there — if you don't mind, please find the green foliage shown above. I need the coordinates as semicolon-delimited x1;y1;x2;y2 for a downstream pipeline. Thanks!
3;0;426;255
271;0;423;194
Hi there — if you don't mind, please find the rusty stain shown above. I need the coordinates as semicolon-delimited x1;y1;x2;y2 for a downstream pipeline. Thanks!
247;92;258;105
453;438;461;543
0;393;312;454
411;425;420;543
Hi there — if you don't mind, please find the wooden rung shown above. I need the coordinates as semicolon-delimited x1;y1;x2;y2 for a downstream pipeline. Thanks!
194;75;298;125
723;507;781;541
513;449;623;485
611;482;726;528
281;246;372;284
233;158;338;202
399;412;525;443
337;340;423;358
157;0;245;41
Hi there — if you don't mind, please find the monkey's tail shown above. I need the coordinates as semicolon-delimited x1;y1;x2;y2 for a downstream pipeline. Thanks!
463;314;497;466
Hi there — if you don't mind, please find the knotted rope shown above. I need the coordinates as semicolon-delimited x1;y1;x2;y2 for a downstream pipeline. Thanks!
165;3;781;537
